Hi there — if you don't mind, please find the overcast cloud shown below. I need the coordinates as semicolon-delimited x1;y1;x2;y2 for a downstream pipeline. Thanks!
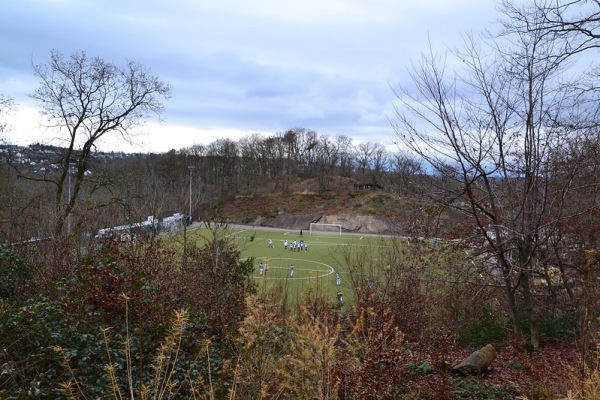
1;0;501;153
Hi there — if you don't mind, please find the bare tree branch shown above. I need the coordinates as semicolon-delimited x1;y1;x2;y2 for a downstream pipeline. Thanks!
30;50;171;238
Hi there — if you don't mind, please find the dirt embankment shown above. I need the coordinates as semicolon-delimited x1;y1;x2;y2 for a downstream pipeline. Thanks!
251;213;391;234
223;182;403;234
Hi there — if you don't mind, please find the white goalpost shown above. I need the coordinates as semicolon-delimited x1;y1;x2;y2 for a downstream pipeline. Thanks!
309;223;342;235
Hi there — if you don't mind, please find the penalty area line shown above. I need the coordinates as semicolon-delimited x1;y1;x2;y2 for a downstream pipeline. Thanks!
226;229;246;238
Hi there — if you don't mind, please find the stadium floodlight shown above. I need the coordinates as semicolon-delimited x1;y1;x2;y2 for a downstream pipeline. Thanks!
188;166;195;224
309;223;342;236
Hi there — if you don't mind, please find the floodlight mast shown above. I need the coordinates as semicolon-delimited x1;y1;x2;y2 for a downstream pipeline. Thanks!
67;163;75;235
188;166;195;224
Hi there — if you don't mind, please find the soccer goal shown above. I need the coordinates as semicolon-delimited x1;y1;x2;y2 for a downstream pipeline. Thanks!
309;223;342;235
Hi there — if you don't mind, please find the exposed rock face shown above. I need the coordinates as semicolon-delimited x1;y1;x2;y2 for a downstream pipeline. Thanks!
452;344;497;376
250;214;391;234
317;214;391;233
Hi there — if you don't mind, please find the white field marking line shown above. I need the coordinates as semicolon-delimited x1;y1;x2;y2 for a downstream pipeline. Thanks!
253;273;332;281
259;266;328;273
250;257;334;280
227;229;247;238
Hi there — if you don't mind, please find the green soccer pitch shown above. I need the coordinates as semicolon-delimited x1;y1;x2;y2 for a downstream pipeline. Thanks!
219;225;386;306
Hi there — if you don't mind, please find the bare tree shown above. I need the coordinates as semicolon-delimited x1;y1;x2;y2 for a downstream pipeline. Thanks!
205;138;239;194
0;94;14;134
353;142;376;182
388;150;422;194
238;134;266;192
393;12;596;348
335;134;354;178
501;0;600;131
354;142;388;187
501;0;600;57
311;135;339;193
370;142;389;187
30;50;171;238
0;95;20;242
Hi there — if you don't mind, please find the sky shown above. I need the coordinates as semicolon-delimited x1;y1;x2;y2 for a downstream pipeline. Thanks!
0;0;503;153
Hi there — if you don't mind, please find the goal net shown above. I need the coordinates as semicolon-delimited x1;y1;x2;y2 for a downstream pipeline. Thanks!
309;223;342;235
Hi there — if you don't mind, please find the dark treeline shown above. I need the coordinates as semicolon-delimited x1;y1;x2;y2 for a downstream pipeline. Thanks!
180;128;417;196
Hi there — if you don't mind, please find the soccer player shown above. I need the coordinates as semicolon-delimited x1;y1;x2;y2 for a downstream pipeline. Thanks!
290;264;295;277
336;273;341;286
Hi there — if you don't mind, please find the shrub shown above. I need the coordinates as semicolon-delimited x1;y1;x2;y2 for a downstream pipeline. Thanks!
457;308;508;348
538;315;579;339
451;376;517;399
405;361;434;375
0;246;35;303
0;297;106;398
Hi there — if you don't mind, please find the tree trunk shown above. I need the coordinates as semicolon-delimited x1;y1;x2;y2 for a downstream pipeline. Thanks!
501;259;523;340
521;270;540;350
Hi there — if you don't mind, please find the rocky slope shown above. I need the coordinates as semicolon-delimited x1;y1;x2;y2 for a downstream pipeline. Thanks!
222;178;418;234
250;213;391;234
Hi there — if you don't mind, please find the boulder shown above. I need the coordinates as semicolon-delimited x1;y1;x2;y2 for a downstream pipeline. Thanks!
452;344;496;376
